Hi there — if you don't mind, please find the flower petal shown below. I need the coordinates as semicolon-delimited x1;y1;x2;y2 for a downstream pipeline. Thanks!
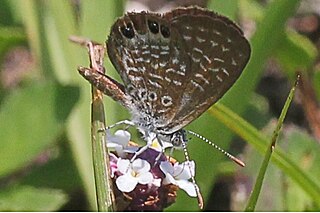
176;179;197;197
132;158;150;173
160;161;174;175
106;130;122;149
163;173;176;185
114;130;131;146
117;158;130;174
153;178;162;187
160;161;177;185
174;161;195;180
137;172;153;184
106;130;131;148
116;174;138;192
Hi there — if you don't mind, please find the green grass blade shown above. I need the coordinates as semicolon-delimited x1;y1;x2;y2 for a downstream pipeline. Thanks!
208;102;320;207
245;76;300;211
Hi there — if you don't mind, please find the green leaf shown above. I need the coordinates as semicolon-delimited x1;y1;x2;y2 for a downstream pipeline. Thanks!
21;141;82;191
208;0;238;20
0;82;79;178
239;0;264;21
0;185;68;211
284;128;320;211
0;26;26;60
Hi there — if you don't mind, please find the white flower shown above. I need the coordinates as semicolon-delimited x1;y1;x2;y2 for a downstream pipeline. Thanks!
160;160;197;197
116;158;154;192
106;129;138;157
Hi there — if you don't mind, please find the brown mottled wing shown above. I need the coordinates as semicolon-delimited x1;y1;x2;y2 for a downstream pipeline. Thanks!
161;7;251;133
107;7;250;134
107;11;191;126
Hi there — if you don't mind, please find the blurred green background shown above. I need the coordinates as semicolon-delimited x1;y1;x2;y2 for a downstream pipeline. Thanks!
0;0;320;211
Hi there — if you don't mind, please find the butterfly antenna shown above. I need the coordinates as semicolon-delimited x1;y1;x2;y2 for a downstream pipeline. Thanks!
187;130;245;167
181;140;204;209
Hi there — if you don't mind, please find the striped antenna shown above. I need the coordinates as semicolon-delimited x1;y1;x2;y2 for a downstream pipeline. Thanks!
181;139;204;209
187;130;245;167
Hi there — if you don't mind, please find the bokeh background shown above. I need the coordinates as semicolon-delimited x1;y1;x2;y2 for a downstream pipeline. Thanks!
1;0;320;211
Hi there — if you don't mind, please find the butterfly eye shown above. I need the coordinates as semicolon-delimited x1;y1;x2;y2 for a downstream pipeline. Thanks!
160;25;170;38
148;20;159;34
120;23;135;39
171;136;181;147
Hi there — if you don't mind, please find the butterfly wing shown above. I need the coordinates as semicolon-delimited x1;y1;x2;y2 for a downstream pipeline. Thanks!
160;7;251;133
107;7;250;134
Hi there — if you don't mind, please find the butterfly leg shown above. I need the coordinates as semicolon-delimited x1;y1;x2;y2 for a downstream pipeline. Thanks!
78;66;131;108
103;120;135;131
70;35;131;108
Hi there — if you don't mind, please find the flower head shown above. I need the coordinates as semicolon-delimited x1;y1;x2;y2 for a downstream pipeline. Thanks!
107;130;199;211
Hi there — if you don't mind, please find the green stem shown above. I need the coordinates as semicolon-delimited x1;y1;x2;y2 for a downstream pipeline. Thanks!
91;93;115;211
70;37;116;211
89;44;115;211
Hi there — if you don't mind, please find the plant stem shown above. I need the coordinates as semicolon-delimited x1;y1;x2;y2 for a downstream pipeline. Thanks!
70;36;116;211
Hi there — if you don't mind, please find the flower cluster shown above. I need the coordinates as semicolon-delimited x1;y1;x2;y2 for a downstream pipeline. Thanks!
106;130;197;211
